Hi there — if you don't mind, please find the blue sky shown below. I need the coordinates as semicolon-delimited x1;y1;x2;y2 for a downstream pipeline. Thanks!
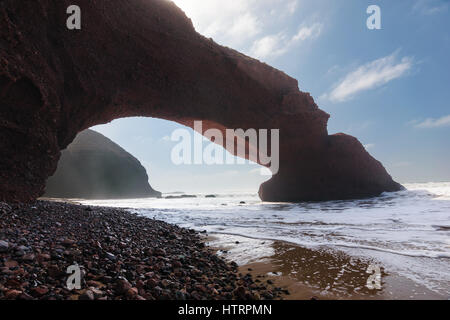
92;0;450;193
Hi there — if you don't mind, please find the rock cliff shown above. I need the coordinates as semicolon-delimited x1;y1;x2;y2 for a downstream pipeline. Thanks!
0;0;402;202
44;129;161;199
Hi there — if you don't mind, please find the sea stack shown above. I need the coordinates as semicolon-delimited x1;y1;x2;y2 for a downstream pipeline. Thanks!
44;130;161;199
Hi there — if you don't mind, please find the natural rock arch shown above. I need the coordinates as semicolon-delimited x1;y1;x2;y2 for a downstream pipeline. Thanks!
0;0;402;202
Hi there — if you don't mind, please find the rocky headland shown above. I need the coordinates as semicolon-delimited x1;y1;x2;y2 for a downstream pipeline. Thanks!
44;129;161;199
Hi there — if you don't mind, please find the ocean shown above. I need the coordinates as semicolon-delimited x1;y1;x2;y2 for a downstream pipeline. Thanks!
80;182;450;299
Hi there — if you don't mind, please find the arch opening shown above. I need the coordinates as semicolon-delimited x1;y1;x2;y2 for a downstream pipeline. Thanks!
44;117;272;200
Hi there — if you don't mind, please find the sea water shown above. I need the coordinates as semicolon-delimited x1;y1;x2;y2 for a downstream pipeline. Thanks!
80;182;450;297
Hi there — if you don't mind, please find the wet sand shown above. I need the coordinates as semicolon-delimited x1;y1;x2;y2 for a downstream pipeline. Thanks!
207;235;446;300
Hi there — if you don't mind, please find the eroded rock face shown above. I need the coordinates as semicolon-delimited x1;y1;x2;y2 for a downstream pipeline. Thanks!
259;134;402;202
0;0;402;202
44;130;161;199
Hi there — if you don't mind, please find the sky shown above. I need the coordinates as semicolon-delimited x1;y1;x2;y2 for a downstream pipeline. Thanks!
92;0;450;193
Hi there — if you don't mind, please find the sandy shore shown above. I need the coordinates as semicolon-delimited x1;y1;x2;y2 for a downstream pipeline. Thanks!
206;234;446;300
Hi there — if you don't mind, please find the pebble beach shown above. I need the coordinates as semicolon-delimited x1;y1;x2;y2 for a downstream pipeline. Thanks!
0;201;284;300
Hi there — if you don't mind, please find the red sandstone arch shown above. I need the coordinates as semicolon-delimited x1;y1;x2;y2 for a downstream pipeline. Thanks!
0;0;402;203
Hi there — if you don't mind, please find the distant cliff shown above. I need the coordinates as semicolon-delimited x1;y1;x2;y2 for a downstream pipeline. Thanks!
44;130;161;199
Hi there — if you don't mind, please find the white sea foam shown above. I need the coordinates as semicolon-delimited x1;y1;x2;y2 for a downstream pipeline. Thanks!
80;182;450;296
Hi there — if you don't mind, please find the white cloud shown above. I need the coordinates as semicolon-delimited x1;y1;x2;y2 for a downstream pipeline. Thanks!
413;0;449;15
269;0;300;18
414;115;450;128
292;23;322;42
286;0;299;15
364;144;375;151
174;0;300;47
249;167;273;176
174;0;261;47
250;33;288;59
173;0;319;60
322;52;413;102
250;23;322;60
228;12;261;39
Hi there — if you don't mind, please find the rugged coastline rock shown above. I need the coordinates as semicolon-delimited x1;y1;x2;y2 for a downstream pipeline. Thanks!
44;129;161;199
0;0;402;202
164;195;197;200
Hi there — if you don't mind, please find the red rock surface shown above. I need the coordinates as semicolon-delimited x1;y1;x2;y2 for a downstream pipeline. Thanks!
0;0;402;202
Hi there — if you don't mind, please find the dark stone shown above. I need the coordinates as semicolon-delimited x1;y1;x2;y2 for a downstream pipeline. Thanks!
79;290;95;301
0;240;9;253
115;279;132;295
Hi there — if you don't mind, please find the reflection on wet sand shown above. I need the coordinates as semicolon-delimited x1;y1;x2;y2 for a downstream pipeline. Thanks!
267;242;380;298
240;241;444;300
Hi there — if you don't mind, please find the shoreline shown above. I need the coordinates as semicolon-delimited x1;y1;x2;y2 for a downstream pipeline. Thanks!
3;199;446;300
0;200;284;300
205;234;447;300
204;235;322;300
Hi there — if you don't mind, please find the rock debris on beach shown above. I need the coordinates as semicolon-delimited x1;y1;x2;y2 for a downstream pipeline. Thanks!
0;201;282;300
